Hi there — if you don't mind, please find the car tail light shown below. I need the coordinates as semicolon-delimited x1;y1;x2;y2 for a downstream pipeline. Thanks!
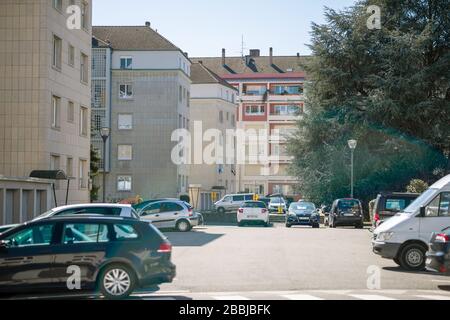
439;265;448;273
238;208;244;213
435;233;450;243
374;212;380;222
157;242;172;253
188;207;194;217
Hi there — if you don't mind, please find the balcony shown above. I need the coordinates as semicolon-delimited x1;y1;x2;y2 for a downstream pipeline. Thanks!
268;114;302;122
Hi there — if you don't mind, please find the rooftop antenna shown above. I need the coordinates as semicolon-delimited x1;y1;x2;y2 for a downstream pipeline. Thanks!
240;35;247;59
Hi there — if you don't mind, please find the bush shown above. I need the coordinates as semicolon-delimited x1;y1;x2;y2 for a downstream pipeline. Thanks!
406;179;429;194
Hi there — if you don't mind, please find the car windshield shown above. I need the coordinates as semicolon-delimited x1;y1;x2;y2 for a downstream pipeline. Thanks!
243;202;266;208
270;198;285;203
290;202;315;211
403;188;438;215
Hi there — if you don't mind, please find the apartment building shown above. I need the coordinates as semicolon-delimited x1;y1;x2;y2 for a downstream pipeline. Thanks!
192;49;308;198
189;62;238;207
0;0;92;222
92;24;191;201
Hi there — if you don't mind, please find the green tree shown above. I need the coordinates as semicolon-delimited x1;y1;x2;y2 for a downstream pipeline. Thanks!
289;0;450;206
406;179;429;193
90;145;101;202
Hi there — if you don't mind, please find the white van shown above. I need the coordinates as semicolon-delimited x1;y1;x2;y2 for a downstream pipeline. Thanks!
372;175;450;270
214;194;255;213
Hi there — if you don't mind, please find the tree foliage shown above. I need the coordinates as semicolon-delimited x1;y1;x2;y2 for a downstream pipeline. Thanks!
90;145;101;202
289;0;450;206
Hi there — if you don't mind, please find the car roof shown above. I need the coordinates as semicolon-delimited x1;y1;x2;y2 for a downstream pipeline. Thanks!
378;192;420;197
52;203;132;211
430;174;450;190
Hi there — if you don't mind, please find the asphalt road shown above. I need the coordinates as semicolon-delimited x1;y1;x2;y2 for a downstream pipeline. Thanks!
5;223;450;300
159;224;450;293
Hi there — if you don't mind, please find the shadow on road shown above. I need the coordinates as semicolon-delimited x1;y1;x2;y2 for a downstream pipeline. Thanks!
382;266;449;278
165;230;224;247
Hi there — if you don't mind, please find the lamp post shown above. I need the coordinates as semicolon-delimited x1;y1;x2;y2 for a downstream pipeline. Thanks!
100;127;110;203
348;139;357;198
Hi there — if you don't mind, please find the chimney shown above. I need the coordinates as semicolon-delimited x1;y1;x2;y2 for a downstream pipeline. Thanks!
297;52;300;58
222;48;226;66
145;21;151;27
269;47;273;65
249;49;260;57
184;52;188;58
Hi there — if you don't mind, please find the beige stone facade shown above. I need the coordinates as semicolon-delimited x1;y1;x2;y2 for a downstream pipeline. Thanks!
0;0;92;206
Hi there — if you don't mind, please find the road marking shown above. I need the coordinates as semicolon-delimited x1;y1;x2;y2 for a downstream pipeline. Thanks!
282;294;324;300
431;279;450;283
349;294;397;300
213;295;250;300
415;295;450;300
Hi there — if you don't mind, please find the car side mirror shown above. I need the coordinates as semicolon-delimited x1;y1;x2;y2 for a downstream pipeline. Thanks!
419;207;426;217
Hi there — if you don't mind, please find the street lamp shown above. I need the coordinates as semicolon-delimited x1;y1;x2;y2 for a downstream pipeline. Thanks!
100;127;110;203
348;139;357;198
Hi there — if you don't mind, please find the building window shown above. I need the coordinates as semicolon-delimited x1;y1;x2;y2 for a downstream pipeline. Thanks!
118;176;132;191
79;106;88;136
179;85;182;102
81;1;89;30
219;111;223;123
68;45;75;67
66;157;73;178
187;91;190;107
51;95;61;129
119;84;133;99
245;105;265;115
271;105;301;116
231;115;236;126
67;101;74;122
118;145;133;161
52;35;62;70
80;53;88;83
118;114;133;130
79;159;88;189
243;84;266;96
271;84;303;95
53;0;62;11
120;57;133;70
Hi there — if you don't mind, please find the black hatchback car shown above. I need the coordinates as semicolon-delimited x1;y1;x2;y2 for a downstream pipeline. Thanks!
426;227;450;274
328;198;364;228
0;216;176;299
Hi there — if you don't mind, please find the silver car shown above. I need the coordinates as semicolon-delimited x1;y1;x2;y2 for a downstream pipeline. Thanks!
33;203;140;221
137;200;199;232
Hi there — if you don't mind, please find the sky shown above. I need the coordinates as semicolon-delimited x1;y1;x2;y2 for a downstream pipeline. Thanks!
92;0;357;57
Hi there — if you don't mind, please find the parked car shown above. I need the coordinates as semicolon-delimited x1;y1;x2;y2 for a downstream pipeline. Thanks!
34;204;140;221
258;197;271;207
268;197;287;213
132;199;179;212
138;200;199;232
372;192;419;228
286;202;320;228
372;174;450;270
0;224;18;235
237;201;270;227
0;216;176;299
328;198;364;229
426;227;450;274
214;194;255;214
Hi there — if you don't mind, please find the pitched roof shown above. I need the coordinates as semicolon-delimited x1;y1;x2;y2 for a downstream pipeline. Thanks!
92;26;181;51
190;63;238;91
191;55;311;78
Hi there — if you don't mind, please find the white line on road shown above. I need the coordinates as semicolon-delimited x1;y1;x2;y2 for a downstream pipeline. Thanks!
282;294;324;300
349;294;397;300
213;295;250;300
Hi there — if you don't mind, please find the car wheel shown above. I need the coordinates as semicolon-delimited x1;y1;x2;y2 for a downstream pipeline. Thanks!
312;223;320;229
286;223;292;228
99;264;136;300
393;257;401;266
176;220;191;232
355;223;364;229
265;222;270;228
399;244;426;271
217;207;225;214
